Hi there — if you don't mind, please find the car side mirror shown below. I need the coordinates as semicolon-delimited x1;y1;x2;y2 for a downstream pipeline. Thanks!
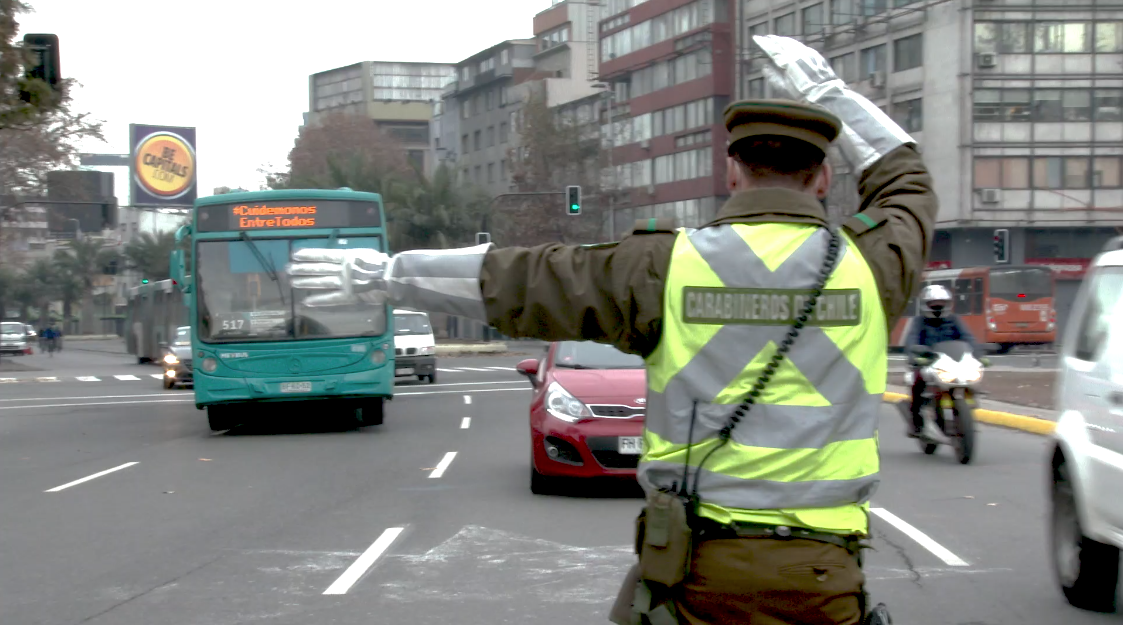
516;358;540;387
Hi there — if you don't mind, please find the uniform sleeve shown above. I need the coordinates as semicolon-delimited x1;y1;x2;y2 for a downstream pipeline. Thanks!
478;221;677;358
841;144;938;335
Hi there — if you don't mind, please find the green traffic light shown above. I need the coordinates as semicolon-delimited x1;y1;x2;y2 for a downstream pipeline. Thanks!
141;279;149;284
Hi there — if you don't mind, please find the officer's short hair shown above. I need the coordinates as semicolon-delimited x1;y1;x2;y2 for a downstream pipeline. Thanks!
729;137;826;187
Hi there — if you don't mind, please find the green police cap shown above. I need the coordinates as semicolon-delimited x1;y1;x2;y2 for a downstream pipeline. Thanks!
724;99;842;155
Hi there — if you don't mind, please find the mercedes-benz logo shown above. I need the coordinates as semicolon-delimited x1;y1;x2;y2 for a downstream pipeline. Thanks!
288;358;301;374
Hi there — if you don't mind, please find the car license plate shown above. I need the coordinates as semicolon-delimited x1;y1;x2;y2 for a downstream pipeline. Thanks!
280;381;312;393
396;367;415;376
618;436;643;455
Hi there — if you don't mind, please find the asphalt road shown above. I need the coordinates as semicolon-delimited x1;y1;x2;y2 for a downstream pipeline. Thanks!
0;350;1117;625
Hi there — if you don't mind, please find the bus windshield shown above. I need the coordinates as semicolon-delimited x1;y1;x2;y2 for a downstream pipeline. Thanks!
196;235;386;343
989;268;1053;301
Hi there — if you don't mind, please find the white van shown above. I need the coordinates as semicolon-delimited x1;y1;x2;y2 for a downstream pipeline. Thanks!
393;309;437;383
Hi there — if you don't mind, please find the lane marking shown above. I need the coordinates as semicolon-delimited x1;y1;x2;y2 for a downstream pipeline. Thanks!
0;378;16;383
455;367;496;372
428;452;457;478
486;366;513;371
870;507;968;566
45;462;139;492
0;382;524;404
322;527;405;595
463;395;472;405
76;376;100;382
461;417;471;429
3;387;529;411
150;374;164;379
436;368;459;372
36;377;59;383
113;374;141;381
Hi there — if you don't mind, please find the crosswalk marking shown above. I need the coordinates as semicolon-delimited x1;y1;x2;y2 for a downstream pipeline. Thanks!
150;374;164;380
76;376;100;382
36;377;59;383
114;375;141;381
0;365;523;384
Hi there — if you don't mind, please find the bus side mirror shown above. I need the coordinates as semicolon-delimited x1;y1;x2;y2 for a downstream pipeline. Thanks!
170;249;190;292
174;224;192;243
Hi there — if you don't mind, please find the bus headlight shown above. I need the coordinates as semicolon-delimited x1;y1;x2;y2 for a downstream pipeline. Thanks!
163;353;179;365
201;357;218;373
371;350;386;365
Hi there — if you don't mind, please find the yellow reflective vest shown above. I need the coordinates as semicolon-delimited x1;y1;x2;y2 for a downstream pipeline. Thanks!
640;222;887;536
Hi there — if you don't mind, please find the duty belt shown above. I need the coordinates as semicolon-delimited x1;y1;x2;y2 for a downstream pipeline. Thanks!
692;519;867;555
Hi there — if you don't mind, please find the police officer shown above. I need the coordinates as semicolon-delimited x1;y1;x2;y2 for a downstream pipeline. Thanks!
286;34;935;625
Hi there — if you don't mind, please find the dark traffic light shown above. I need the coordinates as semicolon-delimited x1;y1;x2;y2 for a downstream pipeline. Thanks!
566;185;581;215
20;34;61;103
476;232;491;245
993;228;1009;264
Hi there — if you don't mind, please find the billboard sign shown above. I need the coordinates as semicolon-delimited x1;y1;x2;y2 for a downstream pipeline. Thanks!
129;124;197;206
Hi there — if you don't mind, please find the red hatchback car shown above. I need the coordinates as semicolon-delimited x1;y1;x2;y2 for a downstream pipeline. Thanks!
516;341;647;494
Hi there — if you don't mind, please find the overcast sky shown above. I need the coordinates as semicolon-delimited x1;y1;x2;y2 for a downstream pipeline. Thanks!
17;0;541;202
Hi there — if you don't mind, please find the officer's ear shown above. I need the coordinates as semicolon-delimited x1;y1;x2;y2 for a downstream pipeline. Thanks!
726;156;743;193
813;161;832;200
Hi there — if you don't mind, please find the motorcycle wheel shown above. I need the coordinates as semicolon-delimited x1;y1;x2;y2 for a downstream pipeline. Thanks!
952;396;975;464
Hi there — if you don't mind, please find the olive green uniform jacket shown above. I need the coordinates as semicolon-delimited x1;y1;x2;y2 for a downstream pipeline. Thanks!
478;145;936;355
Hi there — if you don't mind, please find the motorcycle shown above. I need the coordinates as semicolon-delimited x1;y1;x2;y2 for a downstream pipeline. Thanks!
900;340;994;465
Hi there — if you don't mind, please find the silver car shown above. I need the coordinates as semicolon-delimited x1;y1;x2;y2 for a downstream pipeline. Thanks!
1050;236;1123;612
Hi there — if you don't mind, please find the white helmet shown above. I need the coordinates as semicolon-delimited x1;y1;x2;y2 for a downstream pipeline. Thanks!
919;284;953;318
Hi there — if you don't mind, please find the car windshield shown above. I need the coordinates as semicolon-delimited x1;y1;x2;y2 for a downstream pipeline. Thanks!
1;322;23;336
554;341;645;369
174;327;191;345
196;235;387;343
394;313;432;335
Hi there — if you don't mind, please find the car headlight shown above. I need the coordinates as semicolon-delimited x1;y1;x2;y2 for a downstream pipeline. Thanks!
163;353;179;365
545;381;592;423
420;345;435;355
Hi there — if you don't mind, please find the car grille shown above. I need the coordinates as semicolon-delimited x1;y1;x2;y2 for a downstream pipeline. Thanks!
588;405;645;418
586;436;641;469
395;347;418;356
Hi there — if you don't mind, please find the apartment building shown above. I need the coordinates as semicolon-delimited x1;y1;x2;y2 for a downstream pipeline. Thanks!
596;0;736;232
737;0;1123;325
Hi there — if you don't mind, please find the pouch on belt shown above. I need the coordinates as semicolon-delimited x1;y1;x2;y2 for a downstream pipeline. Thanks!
638;490;693;587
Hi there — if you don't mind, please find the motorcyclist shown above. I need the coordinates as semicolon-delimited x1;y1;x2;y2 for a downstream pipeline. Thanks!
906;284;978;437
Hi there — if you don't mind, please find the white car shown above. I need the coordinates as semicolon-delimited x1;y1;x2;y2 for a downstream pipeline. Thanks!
1050;236;1123;613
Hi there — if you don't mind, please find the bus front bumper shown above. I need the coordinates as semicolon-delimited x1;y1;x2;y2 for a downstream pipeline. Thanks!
192;368;393;408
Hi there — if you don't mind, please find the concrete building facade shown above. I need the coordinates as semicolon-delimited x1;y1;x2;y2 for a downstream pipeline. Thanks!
736;0;1123;330
596;0;736;231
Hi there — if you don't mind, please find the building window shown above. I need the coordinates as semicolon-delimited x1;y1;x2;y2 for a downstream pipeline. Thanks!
460;66;470;82
474;165;482;183
832;0;856;25
500;49;510;65
860;44;886;77
473;130;481;151
802;3;824;35
500;159;508;181
860;0;887;16
893;34;923;72
774;12;795;37
486;90;494;111
1094;157;1122;188
487;163;495;183
1033;90;1063;122
973;88;1118;122
1030;156;1098;189
1096;22;1123;52
830;53;857;83
974;157;1030;189
486;126;494;147
1095;88;1123;121
461;134;469;154
748;77;765;98
499;122;509;143
891;98;923;132
461;103;470;120
499;88;508;106
976;21;1108;54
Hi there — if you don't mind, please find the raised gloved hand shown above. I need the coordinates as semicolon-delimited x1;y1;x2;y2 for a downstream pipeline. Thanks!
752;34;914;173
285;243;493;321
286;248;392;307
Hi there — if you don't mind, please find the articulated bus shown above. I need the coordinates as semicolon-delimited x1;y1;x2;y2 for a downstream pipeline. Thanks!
890;265;1057;352
169;188;395;431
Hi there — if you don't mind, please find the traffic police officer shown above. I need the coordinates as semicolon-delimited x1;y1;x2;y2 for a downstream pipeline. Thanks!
286;35;936;625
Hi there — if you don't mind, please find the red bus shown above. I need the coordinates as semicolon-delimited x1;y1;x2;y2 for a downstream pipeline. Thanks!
890;265;1057;353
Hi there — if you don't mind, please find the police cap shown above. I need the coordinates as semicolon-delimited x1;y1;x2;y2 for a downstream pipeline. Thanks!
724;99;842;155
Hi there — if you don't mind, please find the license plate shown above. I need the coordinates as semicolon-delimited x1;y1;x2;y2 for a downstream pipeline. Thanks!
280;381;312;393
618;436;643;455
396;367;415;376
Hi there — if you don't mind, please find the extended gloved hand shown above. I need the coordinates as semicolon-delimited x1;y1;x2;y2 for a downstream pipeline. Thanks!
751;34;915;173
286;248;393;307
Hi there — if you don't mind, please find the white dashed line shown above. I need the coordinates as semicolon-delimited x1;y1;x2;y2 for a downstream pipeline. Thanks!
463;395;472;405
35;377;59;383
428;452;457;478
485;366;513;371
460;417;471;429
871;507;969;566
322;527;405;595
150;374;164;379
455;367;495;372
45;462;139;492
76;376;100;382
114;375;141;381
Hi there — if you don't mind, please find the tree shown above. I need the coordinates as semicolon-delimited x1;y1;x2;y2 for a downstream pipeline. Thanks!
503;85;608;247
53;237;114;334
0;1;64;130
123;229;186;282
384;163;488;251
21;257;56;327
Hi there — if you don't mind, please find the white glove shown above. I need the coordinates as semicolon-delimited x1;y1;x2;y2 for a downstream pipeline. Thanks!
286;248;394;307
752;34;915;173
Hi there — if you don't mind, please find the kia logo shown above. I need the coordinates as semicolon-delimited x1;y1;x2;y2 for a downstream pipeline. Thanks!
635;398;646;405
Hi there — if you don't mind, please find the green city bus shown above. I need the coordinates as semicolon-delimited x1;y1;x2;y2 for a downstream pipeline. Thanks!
170;188;395;431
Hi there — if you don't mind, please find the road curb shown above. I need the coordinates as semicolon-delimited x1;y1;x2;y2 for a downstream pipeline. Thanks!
436;343;507;355
882;391;1056;436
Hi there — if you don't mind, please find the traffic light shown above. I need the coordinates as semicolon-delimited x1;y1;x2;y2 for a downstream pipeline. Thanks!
566;185;581;215
141;278;149;284
20;34;61;103
476;232;491;245
993;228;1009;264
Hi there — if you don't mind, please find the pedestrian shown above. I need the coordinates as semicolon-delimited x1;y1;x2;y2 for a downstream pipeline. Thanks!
284;34;936;625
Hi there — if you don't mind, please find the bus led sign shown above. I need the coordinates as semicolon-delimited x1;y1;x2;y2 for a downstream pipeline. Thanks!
233;204;318;229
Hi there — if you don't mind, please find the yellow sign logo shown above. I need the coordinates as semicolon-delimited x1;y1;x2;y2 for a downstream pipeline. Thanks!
133;131;195;199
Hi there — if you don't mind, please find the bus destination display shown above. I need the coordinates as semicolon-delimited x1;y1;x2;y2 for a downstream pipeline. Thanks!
196;200;382;232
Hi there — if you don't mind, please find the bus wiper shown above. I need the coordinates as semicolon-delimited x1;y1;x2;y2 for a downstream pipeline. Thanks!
239;232;287;308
